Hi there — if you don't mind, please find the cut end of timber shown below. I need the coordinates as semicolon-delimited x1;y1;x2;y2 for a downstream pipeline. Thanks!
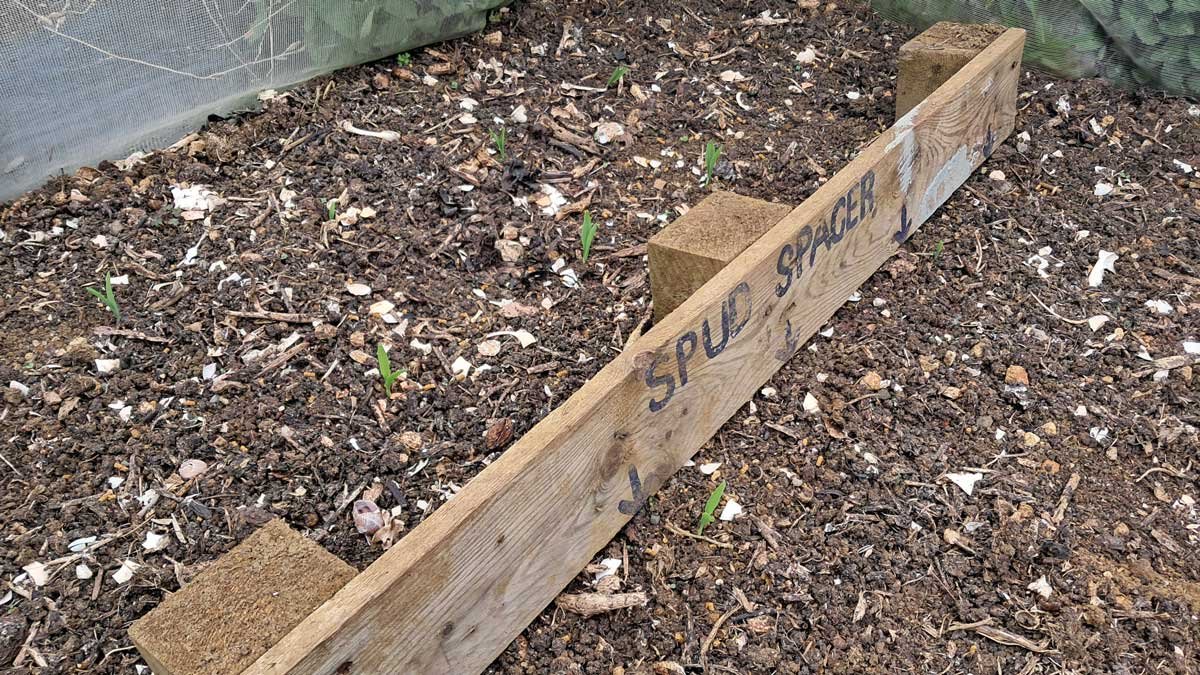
648;191;792;323
896;22;1008;119
129;519;356;675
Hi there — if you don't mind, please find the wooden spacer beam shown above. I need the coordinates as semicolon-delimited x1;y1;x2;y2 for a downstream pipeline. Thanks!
129;25;1026;675
240;27;1023;675
648;191;792;323
896;22;1009;119
130;520;357;675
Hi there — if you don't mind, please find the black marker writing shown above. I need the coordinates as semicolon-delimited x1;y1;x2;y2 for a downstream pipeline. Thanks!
617;466;647;515
645;282;752;413
894;203;913;244
776;170;877;297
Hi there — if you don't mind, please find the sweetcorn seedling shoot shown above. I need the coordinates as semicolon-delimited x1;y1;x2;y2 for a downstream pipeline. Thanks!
377;344;404;397
703;140;722;186
490;127;507;161
396;52;412;67
326;198;338;221
606;65;629;87
696;480;727;535
580;210;598;264
86;272;120;323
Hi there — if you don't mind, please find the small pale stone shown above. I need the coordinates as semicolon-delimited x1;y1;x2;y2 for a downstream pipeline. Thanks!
1041;421;1058;436
178;459;208;480
1005;365;1030;386
368;300;395;316
859;371;885;391
802;392;820;414
594;121;624;145
1023;431;1041;447
941;386;962;400
477;339;502;357
495;239;524;262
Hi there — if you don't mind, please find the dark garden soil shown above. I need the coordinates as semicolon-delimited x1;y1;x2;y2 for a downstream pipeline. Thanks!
2;0;1198;673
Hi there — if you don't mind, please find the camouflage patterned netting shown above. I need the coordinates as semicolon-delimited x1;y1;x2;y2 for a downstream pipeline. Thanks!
872;0;1200;97
0;0;508;201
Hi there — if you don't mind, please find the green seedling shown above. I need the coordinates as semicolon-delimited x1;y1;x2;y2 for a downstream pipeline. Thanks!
932;240;944;261
606;65;629;87
85;272;120;323
703;140;722;186
396;52;412;67
327;198;338;221
696;480;727;536
490;127;507;161
580;210;598;264
377;344;404;397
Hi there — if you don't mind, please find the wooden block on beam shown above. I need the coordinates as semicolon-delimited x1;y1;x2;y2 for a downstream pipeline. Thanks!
189;28;1023;675
129;520;356;675
896;22;1008;119
648;191;792;323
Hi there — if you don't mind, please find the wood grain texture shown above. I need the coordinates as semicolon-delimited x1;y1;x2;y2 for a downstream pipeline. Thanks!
130;520;356;675
895;22;1007;118
648;191;792;322
244;28;1025;675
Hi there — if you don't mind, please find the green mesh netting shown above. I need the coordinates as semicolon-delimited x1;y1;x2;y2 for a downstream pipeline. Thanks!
0;0;509;202
871;0;1200;97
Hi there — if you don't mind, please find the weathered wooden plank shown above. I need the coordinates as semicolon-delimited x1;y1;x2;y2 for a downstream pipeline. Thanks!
244;28;1025;675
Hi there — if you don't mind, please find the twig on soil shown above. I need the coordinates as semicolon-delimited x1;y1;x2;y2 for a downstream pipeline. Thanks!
1134;354;1200;377
339;120;401;142
44;515;155;577
555;591;648;618
1051;473;1081;526
700;47;740;62
763;421;801;439
750;516;782;549
1135;462;1190;482
324;483;365;525
1029;293;1090;326
0;451;21;476
228;309;319;323
1150;267;1200;286
700;604;740;671
147;284;191;311
93;326;170;343
973;230;985;274
947;618;1059;654
540;118;601;155
258;340;309;376
665;521;733;549
554;20;573;58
